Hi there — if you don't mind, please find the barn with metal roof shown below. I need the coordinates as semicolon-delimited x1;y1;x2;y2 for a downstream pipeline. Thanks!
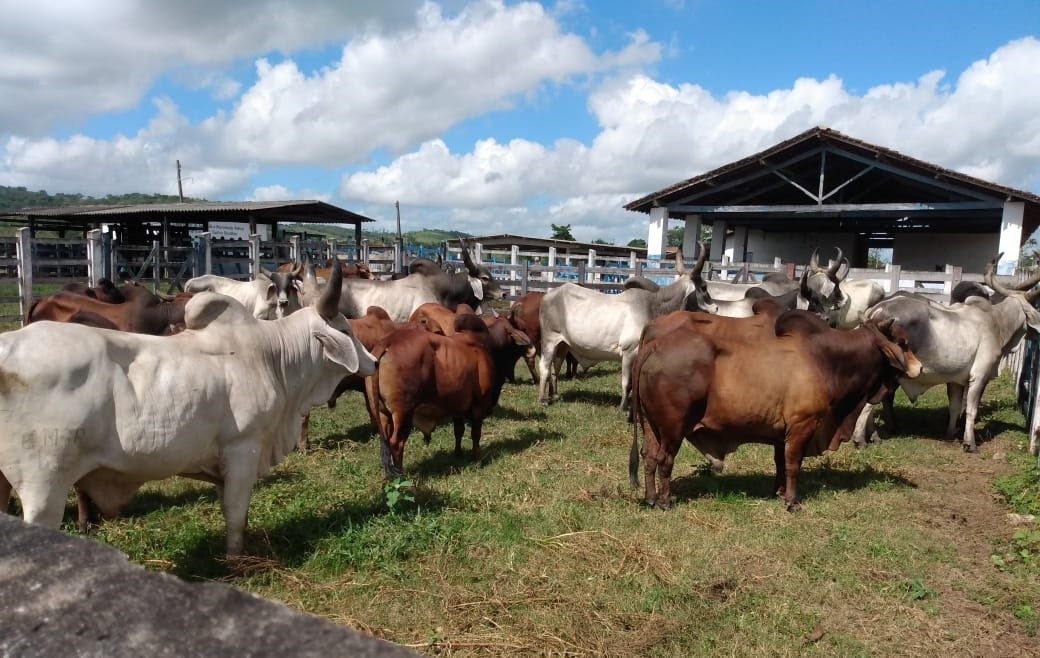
0;200;376;247
626;126;1040;274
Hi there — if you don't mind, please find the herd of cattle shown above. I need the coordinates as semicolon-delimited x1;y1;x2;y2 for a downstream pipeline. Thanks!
0;236;1037;558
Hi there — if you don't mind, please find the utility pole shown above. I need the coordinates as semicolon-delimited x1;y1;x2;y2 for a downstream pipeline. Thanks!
394;201;404;274
176;160;184;203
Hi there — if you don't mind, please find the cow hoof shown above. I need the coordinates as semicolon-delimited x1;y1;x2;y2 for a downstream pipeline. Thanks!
785;500;801;512
962;443;978;453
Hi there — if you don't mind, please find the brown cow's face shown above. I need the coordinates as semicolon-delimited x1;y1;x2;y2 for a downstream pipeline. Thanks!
872;319;922;379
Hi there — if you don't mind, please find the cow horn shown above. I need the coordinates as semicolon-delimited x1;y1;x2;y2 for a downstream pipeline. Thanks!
809;248;823;273
674;246;687;275
317;256;343;320
835;256;850;282
983;253;1016;298
826;247;844;278
799;267;811;299
691;241;707;276
291;261;303;277
460;238;480;275
260;266;274;279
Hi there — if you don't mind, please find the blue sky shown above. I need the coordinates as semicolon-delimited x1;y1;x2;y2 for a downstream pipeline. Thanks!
2;0;1038;244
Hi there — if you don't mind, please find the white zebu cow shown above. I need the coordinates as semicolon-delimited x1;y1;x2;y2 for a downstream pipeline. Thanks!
852;256;1040;452
185;265;303;320
338;240;503;322
0;266;375;556
799;248;885;329
538;244;718;409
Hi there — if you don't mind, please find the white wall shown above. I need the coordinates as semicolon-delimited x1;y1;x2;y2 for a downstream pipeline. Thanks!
892;233;999;272
743;230;856;264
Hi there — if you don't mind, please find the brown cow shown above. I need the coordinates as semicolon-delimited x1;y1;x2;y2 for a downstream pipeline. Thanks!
27;291;194;335
366;313;529;476
281;258;373;280
409;302;533;384
60;278;126;303
629;309;921;510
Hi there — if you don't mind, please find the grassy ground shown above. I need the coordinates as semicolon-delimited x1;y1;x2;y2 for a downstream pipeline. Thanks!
11;356;1030;656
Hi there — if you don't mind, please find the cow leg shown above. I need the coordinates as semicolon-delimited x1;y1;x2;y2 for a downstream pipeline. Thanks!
619;350;635;412
639;421;661;506
469;418;482;460
880;389;898;435
453;419;466;455
296;412;310;453
75;487;98;533
851;403;877;448
772;442;786;497
946;382;966;440
782;427;813;510
218;444;261;557
524;352;539;383
961;376;987;453
538;338;564;405
653;439;678;510
0;471;11;514
385;411;412;477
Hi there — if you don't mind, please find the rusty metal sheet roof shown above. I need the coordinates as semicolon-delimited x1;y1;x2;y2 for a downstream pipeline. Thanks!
1;200;376;224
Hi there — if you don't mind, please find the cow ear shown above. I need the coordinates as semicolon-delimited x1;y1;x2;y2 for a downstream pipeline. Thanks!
292;279;304;294
266;282;277;300
314;331;360;373
469;278;484;301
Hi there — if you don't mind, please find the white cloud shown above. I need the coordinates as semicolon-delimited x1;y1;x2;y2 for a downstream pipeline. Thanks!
219;1;660;165
340;37;1040;243
0;0;424;136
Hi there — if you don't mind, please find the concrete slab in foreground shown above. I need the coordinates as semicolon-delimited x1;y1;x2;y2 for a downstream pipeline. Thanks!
0;515;416;657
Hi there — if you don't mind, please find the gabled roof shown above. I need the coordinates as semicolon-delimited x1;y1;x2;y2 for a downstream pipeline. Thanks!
624;126;1040;234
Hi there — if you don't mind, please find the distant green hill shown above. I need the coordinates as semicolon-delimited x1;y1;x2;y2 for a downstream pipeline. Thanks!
0;185;200;212
283;223;471;247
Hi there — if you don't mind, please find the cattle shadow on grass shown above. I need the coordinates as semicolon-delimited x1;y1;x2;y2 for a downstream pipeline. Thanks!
407;427;564;478
166;488;459;579
309;422;377;450
879;399;1021;446
667;462;915;504
558;389;621;407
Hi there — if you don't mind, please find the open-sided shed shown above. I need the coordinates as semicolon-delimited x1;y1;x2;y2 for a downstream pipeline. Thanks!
0;200;376;248
625;126;1040;274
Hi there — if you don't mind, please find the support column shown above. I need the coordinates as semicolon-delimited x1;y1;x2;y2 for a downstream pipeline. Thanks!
647;207;668;260
998;201;1025;274
709;220;727;261
547;246;557;283
724;225;747;262
682;214;702;258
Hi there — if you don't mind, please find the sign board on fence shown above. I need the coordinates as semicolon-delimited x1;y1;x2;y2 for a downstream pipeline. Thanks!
190;222;269;241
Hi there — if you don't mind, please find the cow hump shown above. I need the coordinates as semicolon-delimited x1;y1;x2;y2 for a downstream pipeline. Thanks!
184;292;257;330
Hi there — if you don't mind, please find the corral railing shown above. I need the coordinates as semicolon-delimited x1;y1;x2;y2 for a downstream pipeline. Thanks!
4;229;1035;325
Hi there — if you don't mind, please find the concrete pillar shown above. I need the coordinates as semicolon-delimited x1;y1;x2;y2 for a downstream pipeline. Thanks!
682;214;702;259
709;219;727;261
547;246;557;282
588;248;598;283
725;225;747;262
998;201;1025;274
647;207;668;260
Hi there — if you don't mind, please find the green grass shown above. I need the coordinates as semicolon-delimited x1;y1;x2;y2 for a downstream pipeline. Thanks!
10;354;1040;654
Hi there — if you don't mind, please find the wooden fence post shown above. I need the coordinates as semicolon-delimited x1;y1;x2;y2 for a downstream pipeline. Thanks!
944;264;962;299
249;234;261;280
360;240;369;267
86;229;103;287
151;240;161;292
885;263;902;295
521;260;529;296
16;227;33;325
